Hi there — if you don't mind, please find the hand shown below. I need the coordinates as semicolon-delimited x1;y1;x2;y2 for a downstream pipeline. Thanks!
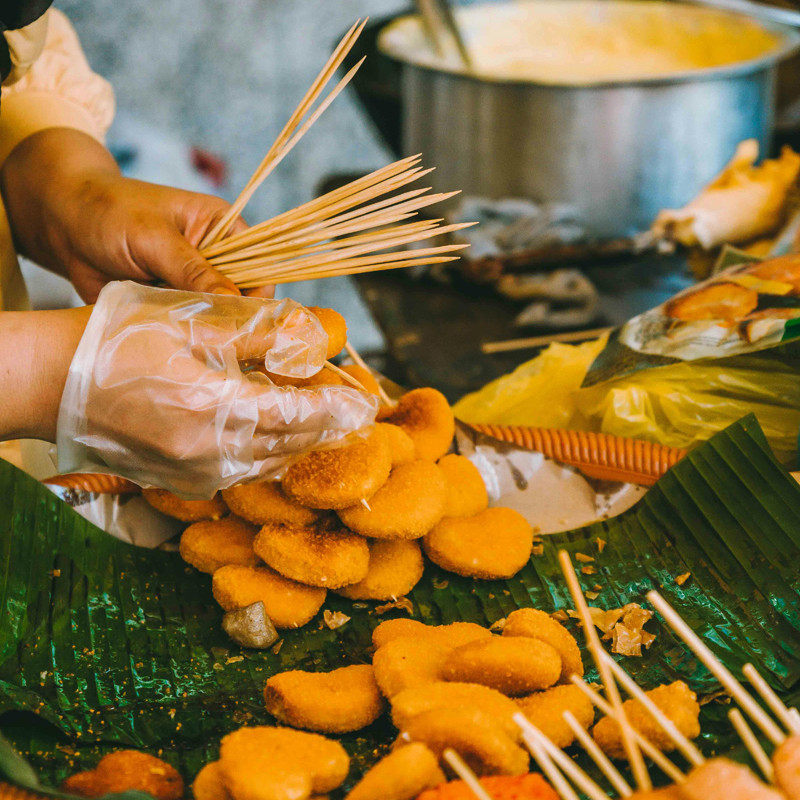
56;283;377;498
0;127;269;301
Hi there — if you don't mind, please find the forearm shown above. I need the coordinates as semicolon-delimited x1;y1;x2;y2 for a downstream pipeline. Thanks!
0;305;91;441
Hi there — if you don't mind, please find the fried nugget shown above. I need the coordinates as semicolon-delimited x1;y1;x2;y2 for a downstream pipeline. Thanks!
592;680;701;759
373;636;452;698
345;743;446;800
193;762;232;800
335;539;424;600
773;735;800;799
391;682;522;744
308;306;348;359
254;518;369;589
61;751;183;800
423;508;533;579
399;708;529;777
372;619;491;650
219;726;349;799
502;608;583;683
380;422;417;467
142;488;227;522
283;426;392;510
212;564;326;629
338;461;447;539
664;282;758;322
179;516;260;574
382;388;455;461
222;482;320;526
264;664;385;733
437;455;488;518
515;685;594;748
443;638;561;696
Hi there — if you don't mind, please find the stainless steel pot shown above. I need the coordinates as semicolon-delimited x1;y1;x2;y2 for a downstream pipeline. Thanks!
379;3;800;238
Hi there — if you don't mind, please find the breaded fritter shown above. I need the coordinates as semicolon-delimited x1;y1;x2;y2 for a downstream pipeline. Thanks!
437;454;488;518
254;518;370;589
336;539;425;601
212;564;326;629
61;750;183;800
308;306;348;359
381;423;417;467
372;619;491;650
373;636;452;699
345;743;446;800
515;685;594;748
338;461;447;539
265;664;385;733
282;426;392;510
142;488;227;522
399;708;529;777
219;725;349;799
423;508;533;579
179;516;260;574
592;680;701;759
193;762;232;800
443;638;561;696
382;388;455;461
502;608;583;683
222;482;320;526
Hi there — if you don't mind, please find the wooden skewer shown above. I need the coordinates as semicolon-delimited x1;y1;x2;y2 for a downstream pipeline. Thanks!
742;663;800;737
482;327;614;355
441;749;493;800
323;361;368;392
559;551;652;791
647;591;786;746
729;708;774;783
790;708;800;727
521;723;583;800
344;341;394;407
563;711;634;798
602;652;706;767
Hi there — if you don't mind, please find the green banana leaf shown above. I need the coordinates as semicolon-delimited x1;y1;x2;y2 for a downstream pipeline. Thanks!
2;415;800;797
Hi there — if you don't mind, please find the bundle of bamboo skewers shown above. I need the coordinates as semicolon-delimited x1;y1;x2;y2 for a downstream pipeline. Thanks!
199;19;473;289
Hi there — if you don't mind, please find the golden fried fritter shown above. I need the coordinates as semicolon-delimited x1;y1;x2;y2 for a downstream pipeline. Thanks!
592;680;701;759
373;636;452;699
264;664;385;733
773;735;800;799
391;682;522;744
308;306;348;359
345;743;446;800
212;564;326;629
382;388;455;461
437;455;488;518
61;751;183;800
341;364;382;396
193;762;232;800
179;516;260;574
443;638;561;696
502;608;583;683
282;426;392;510
254;518;369;589
380;423;417;467
262;363;380;394
219;726;349;799
338;461;447;539
372;619;491;650
423;508;533;579
515;685;594;748
399;708;529;777
336;539;424;601
142;488;227;522
222;482;320;526
664;282;759;322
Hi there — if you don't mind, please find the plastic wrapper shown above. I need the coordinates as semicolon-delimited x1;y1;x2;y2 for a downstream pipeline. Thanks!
57;282;378;498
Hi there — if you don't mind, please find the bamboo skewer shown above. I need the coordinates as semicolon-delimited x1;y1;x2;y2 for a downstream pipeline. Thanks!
322;361;368;392
441;749;493;800
742;663;800;737
344;341;394;407
523;729;583;800
729;709;774;782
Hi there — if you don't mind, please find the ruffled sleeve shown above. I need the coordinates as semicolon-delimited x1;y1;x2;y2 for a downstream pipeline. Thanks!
0;8;115;165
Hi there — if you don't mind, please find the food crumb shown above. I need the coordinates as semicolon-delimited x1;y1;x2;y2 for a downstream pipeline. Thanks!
593;584;603;592
50;569;61;578
213;663;224;671
531;544;544;556
581;565;597;575
596;538;607;553
375;597;414;616
226;656;244;664
575;553;594;563
272;639;284;654
675;572;691;586
168;709;176;719
585;591;600;600
323;610;351;629
490;618;507;632
551;609;569;623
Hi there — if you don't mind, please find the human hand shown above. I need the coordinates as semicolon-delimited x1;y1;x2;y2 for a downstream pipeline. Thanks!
57;282;377;497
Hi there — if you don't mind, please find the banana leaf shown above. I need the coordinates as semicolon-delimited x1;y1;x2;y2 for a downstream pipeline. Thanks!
2;415;800;797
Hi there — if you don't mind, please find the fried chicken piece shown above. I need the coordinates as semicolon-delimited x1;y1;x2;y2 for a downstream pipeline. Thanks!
282;426;392;510
222;482;320;526
423;508;533;579
682;758;785;800
335;539;424;601
381;388;455;461
443;638;562;696
212;564;326;629
372;619;491;650
254;518;369;589
416;773;560;800
515;685;594;748
502;608;584;683
61;750;183;800
664;282;758;322
142;488;227;522
592;680;701;759
345;743;446;800
219;726;349;800
437;454;488;518
264;664;385;733
381;423;417;466
338;461;447;539
773;734;800;799
373;636;452;699
179;516;259;574
193;762;232;800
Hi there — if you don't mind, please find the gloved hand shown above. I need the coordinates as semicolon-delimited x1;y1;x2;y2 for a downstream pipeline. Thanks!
57;282;378;498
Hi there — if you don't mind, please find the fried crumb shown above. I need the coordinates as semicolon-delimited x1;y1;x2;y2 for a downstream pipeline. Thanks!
532;544;544;556
551;610;569;623
675;572;691;586
375;597;414;616
581;566;597;575
272;639;284;655
323;610;351;629
596;538;607;553
575;553;594;563
585;591;600;600
490;618;507;632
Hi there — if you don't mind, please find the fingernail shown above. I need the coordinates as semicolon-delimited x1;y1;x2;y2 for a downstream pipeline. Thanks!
211;285;240;296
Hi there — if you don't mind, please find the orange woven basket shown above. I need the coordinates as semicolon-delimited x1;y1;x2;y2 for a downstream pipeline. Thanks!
470;424;687;485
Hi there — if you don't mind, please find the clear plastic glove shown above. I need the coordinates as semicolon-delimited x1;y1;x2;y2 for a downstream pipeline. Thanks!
57;282;378;498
